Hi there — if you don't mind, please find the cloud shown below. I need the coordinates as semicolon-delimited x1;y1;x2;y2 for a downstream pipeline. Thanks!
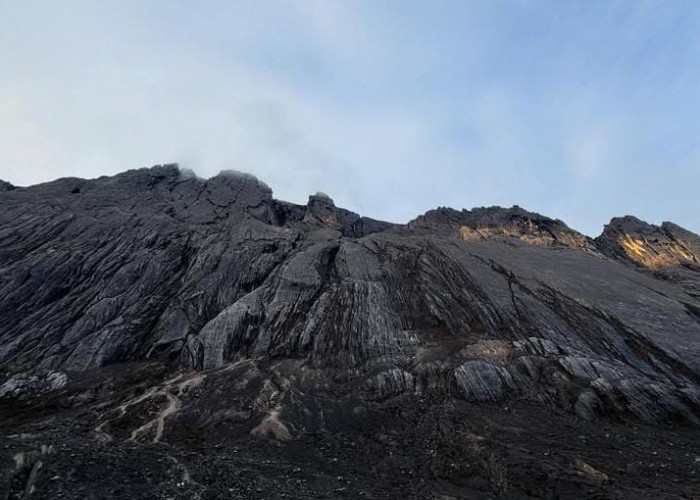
0;1;699;236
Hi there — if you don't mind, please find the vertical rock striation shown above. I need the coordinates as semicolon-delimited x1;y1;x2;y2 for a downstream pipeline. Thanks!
0;165;699;426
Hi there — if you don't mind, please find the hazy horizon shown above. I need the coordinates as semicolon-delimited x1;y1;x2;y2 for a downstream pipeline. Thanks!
2;1;699;236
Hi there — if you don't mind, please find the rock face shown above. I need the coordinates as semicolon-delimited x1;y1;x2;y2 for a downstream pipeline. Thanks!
596;216;700;269
596;215;700;301
1;165;700;498
409;205;595;249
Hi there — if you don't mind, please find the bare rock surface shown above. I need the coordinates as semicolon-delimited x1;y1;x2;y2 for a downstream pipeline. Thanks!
1;165;699;498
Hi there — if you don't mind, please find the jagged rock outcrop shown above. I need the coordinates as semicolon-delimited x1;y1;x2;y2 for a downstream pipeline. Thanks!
409;205;594;249
1;166;700;498
0;370;67;399
596;216;700;269
596;215;700;301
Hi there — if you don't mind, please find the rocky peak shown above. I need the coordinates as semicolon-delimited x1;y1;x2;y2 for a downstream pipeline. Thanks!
0;180;15;191
104;163;183;191
204;170;273;209
409;205;593;249
308;191;334;206
304;192;341;231
595;216;700;269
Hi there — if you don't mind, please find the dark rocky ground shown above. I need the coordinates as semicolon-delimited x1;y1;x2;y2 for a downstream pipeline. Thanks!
3;361;699;499
1;165;699;499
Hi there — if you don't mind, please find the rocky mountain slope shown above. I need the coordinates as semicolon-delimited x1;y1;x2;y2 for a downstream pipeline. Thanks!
1;165;699;499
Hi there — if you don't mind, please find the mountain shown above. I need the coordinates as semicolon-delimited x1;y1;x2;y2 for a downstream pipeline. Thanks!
1;165;699;499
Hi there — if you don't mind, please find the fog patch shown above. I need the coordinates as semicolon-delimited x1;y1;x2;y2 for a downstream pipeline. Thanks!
178;167;199;180
216;169;271;191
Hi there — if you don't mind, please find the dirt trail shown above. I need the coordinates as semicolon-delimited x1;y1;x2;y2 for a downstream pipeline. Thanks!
94;360;251;444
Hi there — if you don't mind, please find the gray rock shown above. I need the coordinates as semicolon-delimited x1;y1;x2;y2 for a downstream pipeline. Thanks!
362;368;416;400
0;370;67;398
0;165;699;424
596;215;700;270
454;361;515;402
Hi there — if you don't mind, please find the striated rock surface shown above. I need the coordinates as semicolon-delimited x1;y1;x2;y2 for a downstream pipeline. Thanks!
596;216;700;269
596;215;700;301
409;205;595;249
1;165;700;498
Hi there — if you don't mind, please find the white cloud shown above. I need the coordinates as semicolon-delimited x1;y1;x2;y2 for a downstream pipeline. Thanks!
0;1;698;236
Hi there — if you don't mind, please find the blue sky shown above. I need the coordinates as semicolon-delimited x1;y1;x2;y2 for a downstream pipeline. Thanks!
1;1;699;235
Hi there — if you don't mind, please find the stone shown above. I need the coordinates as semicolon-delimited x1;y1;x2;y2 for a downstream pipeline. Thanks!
0;165;699;429
453;361;514;402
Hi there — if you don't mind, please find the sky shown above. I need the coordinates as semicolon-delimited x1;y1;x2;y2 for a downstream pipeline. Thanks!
1;0;699;236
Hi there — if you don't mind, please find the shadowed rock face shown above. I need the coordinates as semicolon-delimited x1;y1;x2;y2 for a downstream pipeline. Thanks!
1;166;700;498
